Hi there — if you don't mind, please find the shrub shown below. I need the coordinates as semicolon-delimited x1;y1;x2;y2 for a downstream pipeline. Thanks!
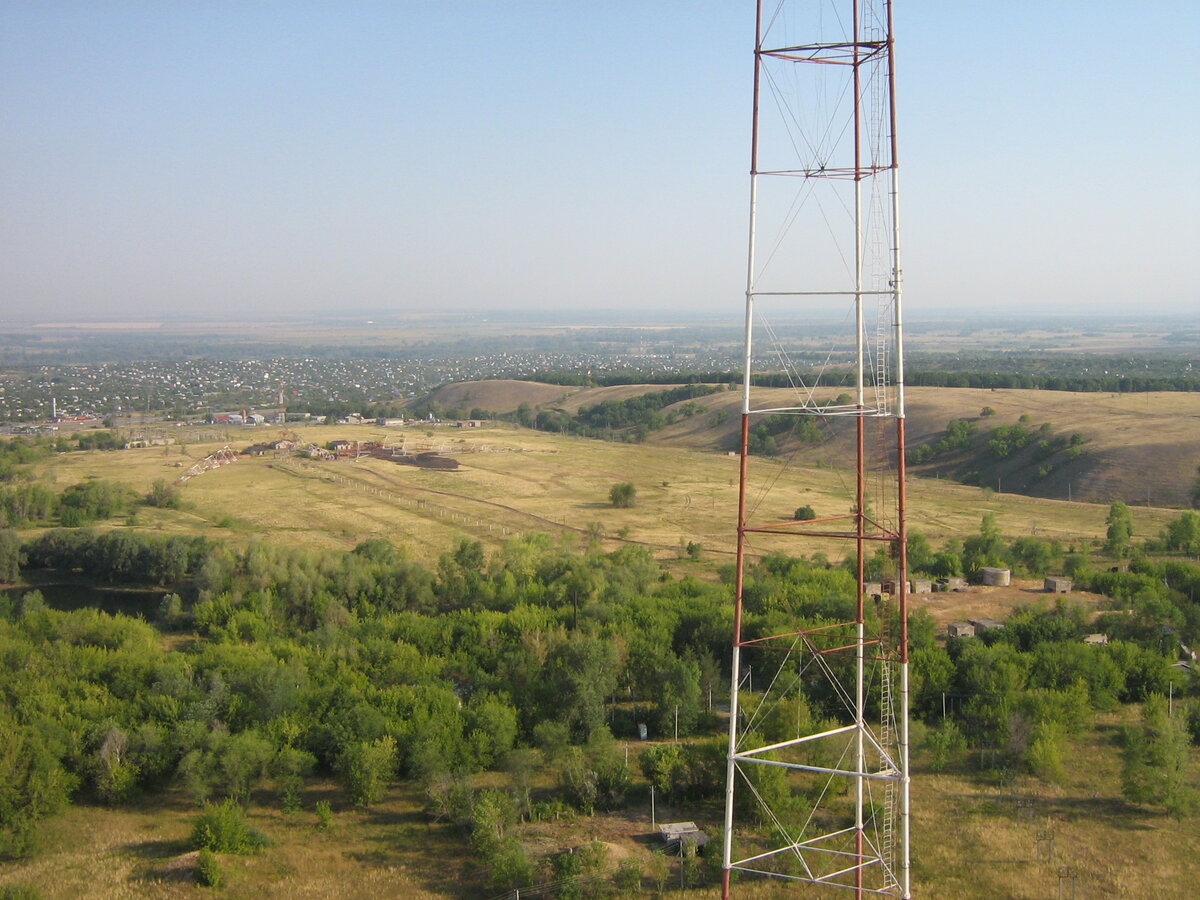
338;736;397;807
144;479;181;509
793;505;816;521
614;857;643;895
609;482;637;508
195;848;223;887
190;800;266;854
1;886;45;900
314;800;334;830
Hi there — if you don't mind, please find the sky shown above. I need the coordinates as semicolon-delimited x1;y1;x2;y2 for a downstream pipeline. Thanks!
1;1;1197;323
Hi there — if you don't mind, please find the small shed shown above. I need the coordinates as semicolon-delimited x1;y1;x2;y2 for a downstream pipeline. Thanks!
1044;576;1072;593
978;567;1011;586
1082;633;1109;645
864;582;883;599
937;577;967;592
910;579;933;594
658;822;709;852
970;617;1005;632
947;622;976;639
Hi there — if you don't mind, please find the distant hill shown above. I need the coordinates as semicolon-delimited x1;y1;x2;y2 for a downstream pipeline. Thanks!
424;380;1200;509
423;380;723;417
901;387;1200;508
423;379;575;414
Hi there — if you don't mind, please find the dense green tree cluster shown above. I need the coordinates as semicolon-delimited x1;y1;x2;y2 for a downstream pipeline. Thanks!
73;432;123;452
0;438;60;482
908;417;1084;487
23;529;207;585
1;512;1197;867
0;533;734;856
0;479;143;529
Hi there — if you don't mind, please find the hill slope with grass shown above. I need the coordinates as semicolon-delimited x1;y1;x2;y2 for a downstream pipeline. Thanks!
428;380;1200;508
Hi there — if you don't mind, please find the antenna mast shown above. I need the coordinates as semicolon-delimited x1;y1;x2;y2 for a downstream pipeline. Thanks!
722;1;910;897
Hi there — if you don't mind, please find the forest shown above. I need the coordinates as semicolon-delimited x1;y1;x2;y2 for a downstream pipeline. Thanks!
2;495;1199;894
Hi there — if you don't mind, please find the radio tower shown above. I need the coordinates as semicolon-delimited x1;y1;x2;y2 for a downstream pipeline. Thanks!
721;1;910;898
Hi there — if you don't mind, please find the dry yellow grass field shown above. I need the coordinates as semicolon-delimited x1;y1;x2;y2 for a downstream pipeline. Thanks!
424;379;1200;506
0;784;479;900
33;418;1179;570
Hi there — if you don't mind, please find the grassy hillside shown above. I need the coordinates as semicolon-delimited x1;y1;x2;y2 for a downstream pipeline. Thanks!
28;423;1177;568
424;379;575;415
421;379;1200;509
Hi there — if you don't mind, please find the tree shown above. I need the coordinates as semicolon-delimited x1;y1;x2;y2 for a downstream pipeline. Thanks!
486;838;534;893
0;529;21;582
1008;536;1062;577
190;799;266;854
1105;501;1134;557
905;530;934;574
1162;511;1200;554
793;505;816;521
609;482;637;508
1026;720;1068;783
217;730;273;805
656;654;702;738
270;747;316;812
552;848;584;900
0;716;76;856
962;513;1005;574
545;634;620;741
583;521;606;551
144;479;181;509
466;694;518;770
95;727;139;804
925;721;967;772
339;736;397;807
1122;694;1198;817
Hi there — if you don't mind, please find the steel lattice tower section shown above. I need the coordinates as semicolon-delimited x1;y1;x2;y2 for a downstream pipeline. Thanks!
721;1;910;898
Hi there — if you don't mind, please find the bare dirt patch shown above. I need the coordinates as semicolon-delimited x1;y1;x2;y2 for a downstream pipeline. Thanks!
917;577;1108;630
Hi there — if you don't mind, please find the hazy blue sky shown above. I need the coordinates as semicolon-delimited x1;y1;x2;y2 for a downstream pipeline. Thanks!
2;1;1196;322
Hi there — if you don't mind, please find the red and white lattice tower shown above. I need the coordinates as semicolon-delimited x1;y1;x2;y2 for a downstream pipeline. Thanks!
722;1;911;897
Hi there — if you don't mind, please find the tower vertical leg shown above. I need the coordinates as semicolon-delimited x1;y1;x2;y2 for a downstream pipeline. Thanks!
724;2;909;896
